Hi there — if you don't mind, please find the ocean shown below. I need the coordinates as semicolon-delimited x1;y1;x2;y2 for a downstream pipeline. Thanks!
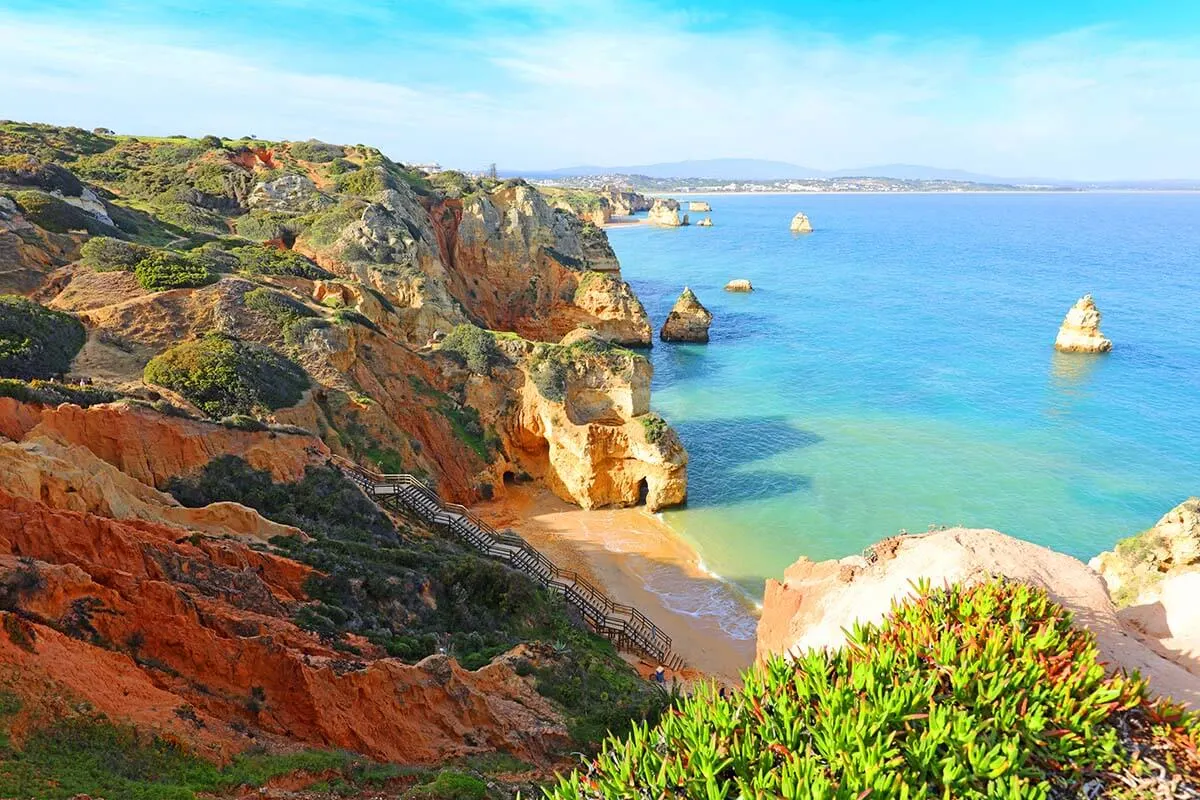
607;192;1200;604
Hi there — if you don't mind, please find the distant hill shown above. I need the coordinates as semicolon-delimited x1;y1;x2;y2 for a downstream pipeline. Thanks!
531;158;825;180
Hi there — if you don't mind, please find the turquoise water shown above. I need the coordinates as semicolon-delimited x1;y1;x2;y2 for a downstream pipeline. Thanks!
608;193;1200;601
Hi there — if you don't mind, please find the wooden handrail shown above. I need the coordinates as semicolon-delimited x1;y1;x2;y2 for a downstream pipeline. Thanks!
329;455;682;668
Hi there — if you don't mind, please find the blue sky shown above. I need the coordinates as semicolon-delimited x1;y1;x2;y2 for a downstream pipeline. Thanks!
2;0;1200;179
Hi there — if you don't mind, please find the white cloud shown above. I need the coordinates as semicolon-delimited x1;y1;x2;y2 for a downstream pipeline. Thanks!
2;9;1200;178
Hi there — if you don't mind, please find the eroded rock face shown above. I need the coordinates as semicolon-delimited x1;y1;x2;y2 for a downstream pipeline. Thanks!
1055;294;1113;353
757;528;1200;708
249;174;333;213
647;199;684;227
660;287;712;343
1091;498;1200;606
789;212;813;233
570;272;652;346
604;189;652;216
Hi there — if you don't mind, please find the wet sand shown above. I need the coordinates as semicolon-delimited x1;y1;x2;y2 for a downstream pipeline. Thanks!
475;485;758;686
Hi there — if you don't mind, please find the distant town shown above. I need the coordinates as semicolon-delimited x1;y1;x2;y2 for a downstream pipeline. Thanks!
528;173;1059;193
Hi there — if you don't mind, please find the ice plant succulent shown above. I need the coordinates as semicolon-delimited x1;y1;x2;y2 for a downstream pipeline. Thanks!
548;579;1199;799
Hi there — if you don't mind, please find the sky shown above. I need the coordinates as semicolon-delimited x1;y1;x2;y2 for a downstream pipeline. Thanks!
2;0;1200;180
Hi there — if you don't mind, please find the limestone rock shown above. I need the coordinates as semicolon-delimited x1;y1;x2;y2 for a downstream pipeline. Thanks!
724;279;753;292
688;201;712;212
757;528;1200;708
58;187;115;228
1055;294;1113;353
604;189;653;216
696;217;713;227
570;271;652;346
660;287;712;343
789;212;813;233
1091;498;1200;606
248;174;333;213
647;199;684;227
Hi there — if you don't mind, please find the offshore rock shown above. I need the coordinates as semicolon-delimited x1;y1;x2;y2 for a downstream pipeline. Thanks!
1055;294;1113;353
660;287;712;343
688;201;712;212
724;279;753;292
790;212;813;233
646;199;684;227
696;216;713;227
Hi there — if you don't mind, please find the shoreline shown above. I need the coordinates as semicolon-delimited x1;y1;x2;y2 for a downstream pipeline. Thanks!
474;485;758;686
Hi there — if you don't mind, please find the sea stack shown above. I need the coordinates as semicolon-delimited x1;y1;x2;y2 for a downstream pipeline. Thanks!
790;212;813;233
647;198;684;227
724;279;753;292
660;287;713;343
696;216;713;227
689;201;712;212
1054;294;1112;353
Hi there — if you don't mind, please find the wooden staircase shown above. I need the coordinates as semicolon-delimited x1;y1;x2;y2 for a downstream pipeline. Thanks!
332;456;686;671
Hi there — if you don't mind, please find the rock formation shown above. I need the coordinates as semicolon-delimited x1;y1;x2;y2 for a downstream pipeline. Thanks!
757;528;1200;708
659;287;713;343
1091;498;1200;606
789;212;813;233
646;199;684;227
724;279;753;292
688;201;712;212
1055;294;1113;353
696;217;713;227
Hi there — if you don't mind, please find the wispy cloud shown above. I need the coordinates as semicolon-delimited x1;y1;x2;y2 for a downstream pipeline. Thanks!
2;6;1200;178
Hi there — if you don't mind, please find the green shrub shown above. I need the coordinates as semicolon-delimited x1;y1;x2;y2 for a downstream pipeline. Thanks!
440;324;503;375
303;200;364;248
0;296;86;379
143;335;308;417
333;308;381;333
11;190;112;234
243;286;316;330
153;200;227;235
335;165;393;196
549;580;1200;800
0;378;118;407
638;413;668;444
530;351;569;402
405;770;488;800
290;139;345;163
0;154;84;194
234;211;304;242
79;236;152;272
232;244;332;279
132;251;214;292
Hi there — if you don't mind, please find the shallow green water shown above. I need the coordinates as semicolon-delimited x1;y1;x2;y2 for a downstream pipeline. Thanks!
608;193;1200;610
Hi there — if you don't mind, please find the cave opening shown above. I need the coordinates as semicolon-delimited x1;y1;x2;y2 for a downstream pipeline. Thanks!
636;478;649;506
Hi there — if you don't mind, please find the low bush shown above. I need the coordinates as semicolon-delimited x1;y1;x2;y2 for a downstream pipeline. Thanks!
549;580;1200;799
0;378;118;407
243;287;316;337
143;335;308;417
131;251;214;292
79;236;152;272
638;413;668;444
440;323;504;375
234;211;305;242
406;770;488;800
231;244;332;279
0;296;86;379
289;139;345;163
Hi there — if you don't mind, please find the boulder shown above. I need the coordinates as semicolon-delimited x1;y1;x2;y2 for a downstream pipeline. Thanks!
789;212;813;233
647;199;683;227
724;279;753;292
1055;294;1113;353
659;287;712;343
757;527;1200;708
696;217;713;227
688;201;712;212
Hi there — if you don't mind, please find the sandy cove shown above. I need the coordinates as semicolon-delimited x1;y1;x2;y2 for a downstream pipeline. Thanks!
475;484;757;687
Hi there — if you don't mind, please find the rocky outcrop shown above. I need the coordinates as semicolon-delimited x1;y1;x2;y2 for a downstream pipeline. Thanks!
570;272;652;346
758;528;1200;708
0;195;84;295
647;199;684;227
660;288;712;343
789;212;813;233
688;201;712;212
1091;498;1200;606
0;489;568;765
0;398;326;489
1055;294;1113;353
604;188;653;217
696;217;713;227
724;279;753;292
248;174;333;213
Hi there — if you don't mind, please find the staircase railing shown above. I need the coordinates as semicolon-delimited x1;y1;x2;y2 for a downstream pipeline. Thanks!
330;455;685;670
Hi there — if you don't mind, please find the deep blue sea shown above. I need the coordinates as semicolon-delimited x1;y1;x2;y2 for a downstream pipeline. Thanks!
607;193;1200;601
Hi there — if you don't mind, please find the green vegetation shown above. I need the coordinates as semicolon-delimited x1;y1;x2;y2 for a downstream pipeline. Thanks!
167;457;669;748
10;190;112;234
436;398;500;462
230;243;332;279
0;708;392;800
0;378;118;407
0;296;86;379
243;287;317;342
79;236;151;271
638;412;669;444
440;323;505;375
234;210;305;242
289;139;346;163
549;580;1200;799
130;250;214;291
143;335;308;417
527;337;641;404
406;769;488;800
0;121;113;162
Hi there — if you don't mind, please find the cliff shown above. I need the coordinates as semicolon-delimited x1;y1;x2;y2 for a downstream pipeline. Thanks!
758;527;1200;709
659;287;712;343
646;198;684;227
1055;294;1113;352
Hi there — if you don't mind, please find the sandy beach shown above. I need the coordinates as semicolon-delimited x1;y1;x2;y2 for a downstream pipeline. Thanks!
474;485;758;686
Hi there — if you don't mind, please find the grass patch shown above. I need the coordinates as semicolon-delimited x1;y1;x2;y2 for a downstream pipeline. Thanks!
405;769;488;800
549;580;1200;799
143;335;308;417
0;296;86;380
0;378;118;407
231;244;332;279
